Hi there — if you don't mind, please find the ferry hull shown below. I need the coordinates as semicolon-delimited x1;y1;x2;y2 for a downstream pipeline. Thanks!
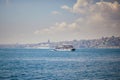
54;48;75;51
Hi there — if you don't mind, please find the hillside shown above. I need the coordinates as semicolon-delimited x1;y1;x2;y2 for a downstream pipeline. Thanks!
53;36;120;48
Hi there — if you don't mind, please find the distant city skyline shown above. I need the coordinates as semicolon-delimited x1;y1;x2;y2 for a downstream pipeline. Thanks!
0;0;120;44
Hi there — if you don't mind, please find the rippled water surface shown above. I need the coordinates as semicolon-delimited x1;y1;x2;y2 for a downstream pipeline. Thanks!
0;49;120;80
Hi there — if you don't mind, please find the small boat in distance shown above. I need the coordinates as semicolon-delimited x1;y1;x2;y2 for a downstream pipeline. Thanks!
54;45;75;51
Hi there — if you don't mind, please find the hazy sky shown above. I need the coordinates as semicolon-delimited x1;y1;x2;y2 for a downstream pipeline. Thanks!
0;0;120;44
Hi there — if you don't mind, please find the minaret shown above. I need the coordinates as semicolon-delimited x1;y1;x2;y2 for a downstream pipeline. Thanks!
48;39;50;44
47;39;51;48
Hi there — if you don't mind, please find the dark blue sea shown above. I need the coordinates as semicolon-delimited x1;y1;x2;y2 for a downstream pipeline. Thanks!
0;48;120;80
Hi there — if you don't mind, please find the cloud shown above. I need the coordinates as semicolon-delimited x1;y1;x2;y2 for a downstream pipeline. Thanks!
63;0;120;35
61;0;120;18
61;5;72;12
34;22;69;35
34;22;79;40
51;11;61;15
61;0;93;14
34;0;120;40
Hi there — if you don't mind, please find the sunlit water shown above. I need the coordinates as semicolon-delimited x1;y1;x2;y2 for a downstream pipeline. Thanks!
0;48;120;80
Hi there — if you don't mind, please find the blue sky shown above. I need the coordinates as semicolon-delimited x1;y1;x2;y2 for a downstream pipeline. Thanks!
0;0;120;44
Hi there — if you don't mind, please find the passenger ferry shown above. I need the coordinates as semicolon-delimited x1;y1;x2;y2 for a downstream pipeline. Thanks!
54;45;75;51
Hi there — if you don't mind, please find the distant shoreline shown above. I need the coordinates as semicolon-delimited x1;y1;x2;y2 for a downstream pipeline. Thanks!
0;36;120;49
